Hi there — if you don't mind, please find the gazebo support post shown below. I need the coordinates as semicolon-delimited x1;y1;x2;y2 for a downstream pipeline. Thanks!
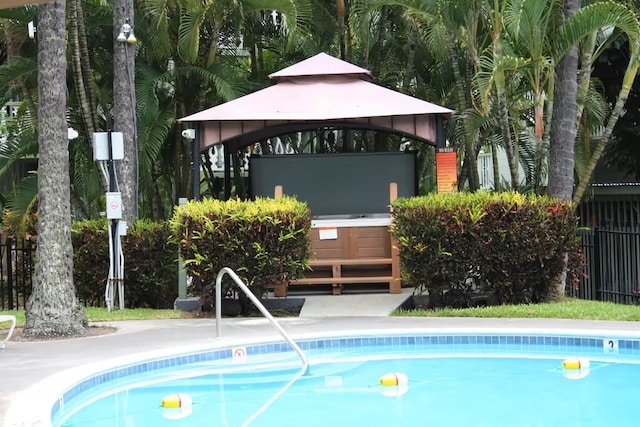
223;142;232;199
192;125;201;200
436;115;445;148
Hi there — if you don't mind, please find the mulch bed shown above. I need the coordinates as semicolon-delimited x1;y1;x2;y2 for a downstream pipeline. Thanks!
9;326;117;342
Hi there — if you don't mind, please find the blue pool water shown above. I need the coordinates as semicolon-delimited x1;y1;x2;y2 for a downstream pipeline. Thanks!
53;334;640;427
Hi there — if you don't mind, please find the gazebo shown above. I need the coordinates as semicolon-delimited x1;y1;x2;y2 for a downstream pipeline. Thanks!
179;52;454;199
179;53;454;295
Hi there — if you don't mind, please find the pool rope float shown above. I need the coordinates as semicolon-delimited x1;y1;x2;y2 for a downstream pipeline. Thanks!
379;372;408;387
562;357;590;380
379;372;409;397
161;393;193;420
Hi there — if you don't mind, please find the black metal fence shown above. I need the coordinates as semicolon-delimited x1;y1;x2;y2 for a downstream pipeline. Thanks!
0;236;35;310
569;227;640;304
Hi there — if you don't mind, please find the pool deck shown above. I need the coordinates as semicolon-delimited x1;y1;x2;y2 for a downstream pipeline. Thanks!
3;292;640;426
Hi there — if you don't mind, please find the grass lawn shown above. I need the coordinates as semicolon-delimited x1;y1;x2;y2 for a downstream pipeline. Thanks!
394;298;640;321
1;307;192;327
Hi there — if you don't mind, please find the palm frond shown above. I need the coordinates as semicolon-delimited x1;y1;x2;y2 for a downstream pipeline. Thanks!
554;1;640;61
3;172;37;237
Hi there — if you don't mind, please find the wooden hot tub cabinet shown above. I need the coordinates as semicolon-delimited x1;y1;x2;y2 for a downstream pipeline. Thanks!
290;224;401;295
275;183;401;296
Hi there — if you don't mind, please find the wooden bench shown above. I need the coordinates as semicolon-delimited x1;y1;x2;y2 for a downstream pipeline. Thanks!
290;257;399;295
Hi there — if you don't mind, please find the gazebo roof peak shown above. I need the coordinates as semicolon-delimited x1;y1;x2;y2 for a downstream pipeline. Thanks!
268;52;372;80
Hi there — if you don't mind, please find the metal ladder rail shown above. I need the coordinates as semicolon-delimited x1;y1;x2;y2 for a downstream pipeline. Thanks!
215;268;310;426
215;267;309;373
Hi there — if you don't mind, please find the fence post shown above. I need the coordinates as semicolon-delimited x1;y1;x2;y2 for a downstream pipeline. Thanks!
5;236;13;309
593;227;602;301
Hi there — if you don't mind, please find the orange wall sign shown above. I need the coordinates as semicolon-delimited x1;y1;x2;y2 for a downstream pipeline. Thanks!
436;149;457;194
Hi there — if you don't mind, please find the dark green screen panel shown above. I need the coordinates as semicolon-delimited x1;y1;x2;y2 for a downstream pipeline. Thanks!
249;152;417;215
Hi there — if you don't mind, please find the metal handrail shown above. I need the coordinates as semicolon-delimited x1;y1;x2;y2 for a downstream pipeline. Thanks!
215;267;309;374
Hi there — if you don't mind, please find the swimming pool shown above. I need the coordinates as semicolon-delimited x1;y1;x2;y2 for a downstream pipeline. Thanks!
51;331;640;427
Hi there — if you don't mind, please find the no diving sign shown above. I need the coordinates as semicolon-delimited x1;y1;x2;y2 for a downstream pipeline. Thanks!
232;347;247;364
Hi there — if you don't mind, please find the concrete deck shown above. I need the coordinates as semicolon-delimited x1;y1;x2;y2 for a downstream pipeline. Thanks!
3;292;640;426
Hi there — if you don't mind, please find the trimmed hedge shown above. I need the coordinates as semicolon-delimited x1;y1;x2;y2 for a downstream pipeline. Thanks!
169;196;311;303
71;219;178;308
391;192;580;307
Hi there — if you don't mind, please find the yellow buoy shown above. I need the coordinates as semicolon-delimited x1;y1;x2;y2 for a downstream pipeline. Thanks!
562;357;590;370
379;372;408;387
161;393;192;409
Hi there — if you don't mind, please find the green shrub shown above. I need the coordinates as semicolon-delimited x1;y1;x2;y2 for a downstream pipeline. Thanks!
169;196;311;303
391;192;580;307
71;219;178;308
72;219;109;305
122;220;178;308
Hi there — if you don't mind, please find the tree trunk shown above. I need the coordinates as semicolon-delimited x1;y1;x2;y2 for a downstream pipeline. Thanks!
336;0;346;60
492;36;519;191
548;0;580;202
547;0;581;299
68;0;95;137
491;142;500;191
76;0;98;131
113;0;138;222
24;0;88;338
496;93;519;190
450;38;480;191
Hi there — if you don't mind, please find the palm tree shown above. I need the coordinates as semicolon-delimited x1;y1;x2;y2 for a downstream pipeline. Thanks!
135;0;312;208
567;2;640;204
113;0;138;222
23;0;87;337
548;0;580;202
0;1;112;228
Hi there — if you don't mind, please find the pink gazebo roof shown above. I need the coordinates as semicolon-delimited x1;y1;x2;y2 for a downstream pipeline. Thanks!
268;52;372;79
179;53;453;150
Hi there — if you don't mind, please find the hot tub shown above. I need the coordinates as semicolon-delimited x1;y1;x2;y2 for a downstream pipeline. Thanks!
311;213;392;228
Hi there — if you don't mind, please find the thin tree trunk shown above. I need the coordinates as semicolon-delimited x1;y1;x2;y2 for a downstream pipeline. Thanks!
113;0;138;222
24;0;87;338
575;32;596;125
336;0;346;60
532;100;545;193
492;37;519;190
454;43;480;191
76;0;99;131
491;143;501;191
496;93;519;190
68;0;95;136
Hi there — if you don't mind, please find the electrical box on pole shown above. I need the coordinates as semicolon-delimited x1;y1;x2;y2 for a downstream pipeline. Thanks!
106;192;123;219
93;132;125;160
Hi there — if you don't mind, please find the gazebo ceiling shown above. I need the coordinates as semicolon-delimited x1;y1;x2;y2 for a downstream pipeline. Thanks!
179;52;453;151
